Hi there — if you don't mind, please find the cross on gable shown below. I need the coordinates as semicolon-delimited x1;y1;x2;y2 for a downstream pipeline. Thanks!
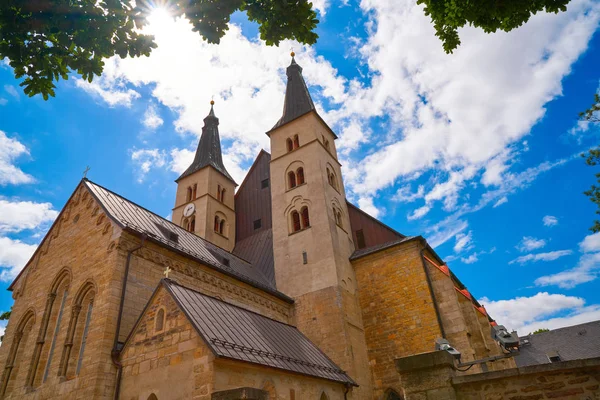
83;166;90;178
163;266;172;279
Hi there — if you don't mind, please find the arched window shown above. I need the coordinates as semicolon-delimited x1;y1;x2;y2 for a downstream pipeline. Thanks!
0;310;35;396
286;138;293;152
324;139;330;152
385;389;403;400
186;187;192;202
148;395;158;400
219;219;226;236
192;184;197;199
217;184;222;201
155;308;165;333
320;392;329;400
291;211;301;233
214;216;220;232
26;269;71;388
288;171;297;189
293;134;300;149
336;210;343;228
58;282;95;379
296;168;305;185
189;216;195;232
221;188;226;203
301;207;310;229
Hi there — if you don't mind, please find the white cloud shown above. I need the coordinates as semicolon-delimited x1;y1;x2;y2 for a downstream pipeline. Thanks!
0;237;37;282
493;196;508;208
357;197;381;219
481;292;600;334
142;104;164;129
543;215;558;227
3;85;19;100
75;75;140;107
454;231;473;253
0;200;58;233
461;253;478;264
130;149;167;182
428;219;468;248
0;131;34;186
393;185;424;203
407;205;430;221
579;231;600;253
517;236;547;252
509;250;573;265
169;148;195;175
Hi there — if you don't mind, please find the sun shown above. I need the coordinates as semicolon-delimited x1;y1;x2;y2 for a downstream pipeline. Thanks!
146;7;174;35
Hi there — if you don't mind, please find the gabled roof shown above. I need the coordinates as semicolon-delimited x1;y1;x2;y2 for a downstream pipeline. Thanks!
350;236;419;260
271;56;316;132
515;320;600;367
162;279;355;385
177;104;236;184
233;229;275;286
84;179;292;303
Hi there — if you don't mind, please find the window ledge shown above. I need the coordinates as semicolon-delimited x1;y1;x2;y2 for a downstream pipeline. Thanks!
286;182;307;193
288;226;312;236
213;231;229;239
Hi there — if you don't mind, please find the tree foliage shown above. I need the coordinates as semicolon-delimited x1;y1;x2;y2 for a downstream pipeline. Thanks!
0;0;319;99
532;328;549;334
582;147;600;233
417;0;572;53
580;94;600;124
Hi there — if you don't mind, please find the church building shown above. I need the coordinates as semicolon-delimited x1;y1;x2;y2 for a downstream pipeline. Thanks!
0;54;515;399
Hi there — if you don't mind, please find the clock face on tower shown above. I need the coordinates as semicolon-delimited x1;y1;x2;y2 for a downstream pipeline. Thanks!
183;203;195;217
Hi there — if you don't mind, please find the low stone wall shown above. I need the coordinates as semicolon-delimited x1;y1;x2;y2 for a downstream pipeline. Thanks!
395;351;600;400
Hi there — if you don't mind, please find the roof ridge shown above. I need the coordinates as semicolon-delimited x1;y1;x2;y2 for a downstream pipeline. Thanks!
522;320;600;337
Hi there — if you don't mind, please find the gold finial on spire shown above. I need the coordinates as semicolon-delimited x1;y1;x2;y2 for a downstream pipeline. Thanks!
290;47;295;57
210;99;214;106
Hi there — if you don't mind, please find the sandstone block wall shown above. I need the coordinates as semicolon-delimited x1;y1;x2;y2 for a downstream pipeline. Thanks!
352;240;443;398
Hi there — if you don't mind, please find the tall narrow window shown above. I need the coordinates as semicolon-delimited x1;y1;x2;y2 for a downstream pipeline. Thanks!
221;188;226;203
336;210;343;229
75;300;93;375
189;217;195;232
155;308;165;333
214;216;220;232
0;311;35;396
192;184;197;199
320;392;330;400
324;139;330;152
291;211;301;232
186;187;192;202
293;134;300;149
43;289;68;382
219;219;225;236
301;207;310;229
288;171;297;189
356;229;366;249
286;138;293;152
217;185;222;201
296;168;305;185
261;178;269;189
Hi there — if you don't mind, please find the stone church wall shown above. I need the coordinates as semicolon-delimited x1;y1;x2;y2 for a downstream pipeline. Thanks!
352;240;443;398
120;285;214;400
118;231;293;343
0;184;125;399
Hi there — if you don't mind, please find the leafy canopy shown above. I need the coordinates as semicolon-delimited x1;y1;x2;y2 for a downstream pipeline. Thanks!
417;0;572;53
580;94;600;232
0;0;319;99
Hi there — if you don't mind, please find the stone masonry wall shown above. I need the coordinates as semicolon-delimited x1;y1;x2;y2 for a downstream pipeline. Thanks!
0;184;125;399
352;240;443;398
120;285;214;400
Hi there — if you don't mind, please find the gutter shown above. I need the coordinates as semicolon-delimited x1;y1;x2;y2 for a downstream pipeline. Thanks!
112;234;146;400
419;239;446;339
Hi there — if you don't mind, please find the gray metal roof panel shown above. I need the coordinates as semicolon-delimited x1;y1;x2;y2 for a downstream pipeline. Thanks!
350;236;419;260
515;320;600;367
233;229;275;286
84;179;292;302
164;280;355;385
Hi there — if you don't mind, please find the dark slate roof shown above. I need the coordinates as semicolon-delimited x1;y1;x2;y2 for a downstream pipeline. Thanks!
164;279;355;385
515;320;600;367
271;56;316;131
350;236;419;260
84;179;291;303
233;229;276;287
177;105;236;184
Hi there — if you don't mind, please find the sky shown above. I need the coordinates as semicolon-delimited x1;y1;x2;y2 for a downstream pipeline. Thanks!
1;0;600;338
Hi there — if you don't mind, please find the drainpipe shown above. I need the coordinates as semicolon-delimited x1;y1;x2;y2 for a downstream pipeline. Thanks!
112;234;146;400
419;240;446;339
344;384;350;400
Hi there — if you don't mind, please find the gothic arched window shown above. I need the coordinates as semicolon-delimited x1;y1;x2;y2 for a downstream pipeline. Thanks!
296;167;305;185
189;217;195;233
148;395;158;400
336;210;343;228
288;171;297;189
219;219;226;236
301;207;310;229
192;184;197;199
0;310;35;396
221;188;226;203
286;138;294;152
320;392;329;400
385;389;403;400
214;216;220;232
291;211;301;232
186;187;192;202
155;308;165;333
293;134;300;149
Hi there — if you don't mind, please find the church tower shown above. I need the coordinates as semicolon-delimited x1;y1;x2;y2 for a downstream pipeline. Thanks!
268;54;372;397
172;102;237;251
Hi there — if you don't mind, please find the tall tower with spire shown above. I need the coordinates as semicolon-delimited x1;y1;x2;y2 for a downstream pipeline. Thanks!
172;102;237;251
268;54;373;397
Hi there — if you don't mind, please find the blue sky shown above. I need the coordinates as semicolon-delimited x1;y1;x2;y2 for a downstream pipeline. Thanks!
1;0;600;335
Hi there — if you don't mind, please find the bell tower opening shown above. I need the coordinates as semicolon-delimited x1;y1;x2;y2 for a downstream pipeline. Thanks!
172;101;237;251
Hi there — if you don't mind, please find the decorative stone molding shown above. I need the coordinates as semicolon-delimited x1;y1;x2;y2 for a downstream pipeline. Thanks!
212;387;268;400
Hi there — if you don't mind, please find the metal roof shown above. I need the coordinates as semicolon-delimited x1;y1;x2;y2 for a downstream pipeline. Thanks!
177;104;236;184
163;279;355;385
233;229;276;287
350;236;419;260
515;320;600;367
270;56;316;131
84;179;292;303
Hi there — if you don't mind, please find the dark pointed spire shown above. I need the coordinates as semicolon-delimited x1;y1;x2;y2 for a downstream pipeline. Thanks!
271;52;316;131
177;101;236;184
